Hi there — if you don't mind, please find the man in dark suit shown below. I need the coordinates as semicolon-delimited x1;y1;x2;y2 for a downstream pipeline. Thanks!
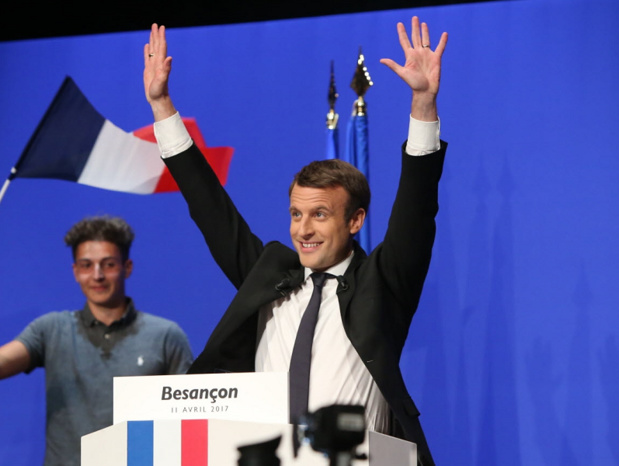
144;16;447;466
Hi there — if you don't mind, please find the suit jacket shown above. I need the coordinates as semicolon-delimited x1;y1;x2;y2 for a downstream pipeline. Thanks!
164;141;446;466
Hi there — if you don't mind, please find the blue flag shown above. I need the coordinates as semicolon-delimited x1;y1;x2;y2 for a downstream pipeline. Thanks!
326;61;339;160
345;113;371;252
326;126;339;160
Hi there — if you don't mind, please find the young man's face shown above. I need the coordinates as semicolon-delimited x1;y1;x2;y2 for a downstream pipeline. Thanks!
72;241;132;310
289;184;365;272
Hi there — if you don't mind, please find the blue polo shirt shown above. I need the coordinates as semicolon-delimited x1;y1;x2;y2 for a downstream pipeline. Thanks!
16;298;193;466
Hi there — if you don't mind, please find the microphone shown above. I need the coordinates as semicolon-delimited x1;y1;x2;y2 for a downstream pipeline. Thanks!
336;276;349;291
275;278;293;296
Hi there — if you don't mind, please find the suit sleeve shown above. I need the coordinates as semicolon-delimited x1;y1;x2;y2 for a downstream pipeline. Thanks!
163;143;264;289
377;141;447;312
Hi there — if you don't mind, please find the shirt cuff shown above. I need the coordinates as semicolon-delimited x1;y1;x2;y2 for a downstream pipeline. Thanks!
405;116;441;156
153;112;193;158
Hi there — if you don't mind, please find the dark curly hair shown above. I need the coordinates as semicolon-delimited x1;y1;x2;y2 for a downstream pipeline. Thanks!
64;215;134;261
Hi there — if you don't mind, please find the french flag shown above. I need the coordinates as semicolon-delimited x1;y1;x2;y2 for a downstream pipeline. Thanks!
2;76;233;200
127;420;209;466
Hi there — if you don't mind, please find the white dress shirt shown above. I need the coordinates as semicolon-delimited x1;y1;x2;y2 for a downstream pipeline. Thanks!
255;253;392;432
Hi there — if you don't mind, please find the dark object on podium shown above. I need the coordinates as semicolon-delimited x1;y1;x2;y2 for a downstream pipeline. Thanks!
237;435;281;466
299;404;368;466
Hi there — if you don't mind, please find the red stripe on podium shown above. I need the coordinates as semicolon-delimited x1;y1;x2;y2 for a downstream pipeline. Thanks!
181;419;208;465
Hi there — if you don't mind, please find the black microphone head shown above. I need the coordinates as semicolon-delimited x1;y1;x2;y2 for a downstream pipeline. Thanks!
275;278;292;296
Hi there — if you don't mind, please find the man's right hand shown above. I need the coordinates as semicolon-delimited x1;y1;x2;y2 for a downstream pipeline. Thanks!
144;23;177;121
380;16;448;122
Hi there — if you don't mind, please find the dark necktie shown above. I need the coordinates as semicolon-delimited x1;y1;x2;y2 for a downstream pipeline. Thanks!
289;272;331;424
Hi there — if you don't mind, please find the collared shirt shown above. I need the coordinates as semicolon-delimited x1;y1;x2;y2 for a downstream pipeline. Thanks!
255;252;390;434
77;299;138;358
16;299;193;466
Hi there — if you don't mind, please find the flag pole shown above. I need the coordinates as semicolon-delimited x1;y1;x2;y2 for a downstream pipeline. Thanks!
350;47;373;117
326;61;339;160
348;47;373;252
0;168;17;204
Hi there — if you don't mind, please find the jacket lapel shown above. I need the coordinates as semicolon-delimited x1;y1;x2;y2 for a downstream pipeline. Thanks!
337;241;366;317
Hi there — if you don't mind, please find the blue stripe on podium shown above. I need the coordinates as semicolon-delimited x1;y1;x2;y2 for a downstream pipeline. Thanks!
128;421;154;466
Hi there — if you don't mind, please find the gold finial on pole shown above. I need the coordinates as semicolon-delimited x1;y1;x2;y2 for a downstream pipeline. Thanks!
350;47;373;116
327;61;339;129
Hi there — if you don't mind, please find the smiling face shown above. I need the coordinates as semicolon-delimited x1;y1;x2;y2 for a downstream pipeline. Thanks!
72;240;133;312
289;184;365;272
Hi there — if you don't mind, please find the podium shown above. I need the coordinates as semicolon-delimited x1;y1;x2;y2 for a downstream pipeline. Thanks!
81;372;417;465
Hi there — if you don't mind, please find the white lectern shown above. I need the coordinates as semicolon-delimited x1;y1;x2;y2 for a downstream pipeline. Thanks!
81;372;416;465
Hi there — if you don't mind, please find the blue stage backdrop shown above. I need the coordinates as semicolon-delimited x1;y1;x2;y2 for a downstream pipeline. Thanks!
1;0;618;464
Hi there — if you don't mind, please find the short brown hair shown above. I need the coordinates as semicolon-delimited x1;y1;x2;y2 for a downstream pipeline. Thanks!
64;215;134;261
289;159;370;220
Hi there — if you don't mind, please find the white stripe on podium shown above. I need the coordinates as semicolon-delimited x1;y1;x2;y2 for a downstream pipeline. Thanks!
154;420;182;466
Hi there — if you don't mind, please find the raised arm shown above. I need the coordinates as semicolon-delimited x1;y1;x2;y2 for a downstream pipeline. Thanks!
142;23;266;287
0;340;30;379
144;23;177;122
380;16;448;122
